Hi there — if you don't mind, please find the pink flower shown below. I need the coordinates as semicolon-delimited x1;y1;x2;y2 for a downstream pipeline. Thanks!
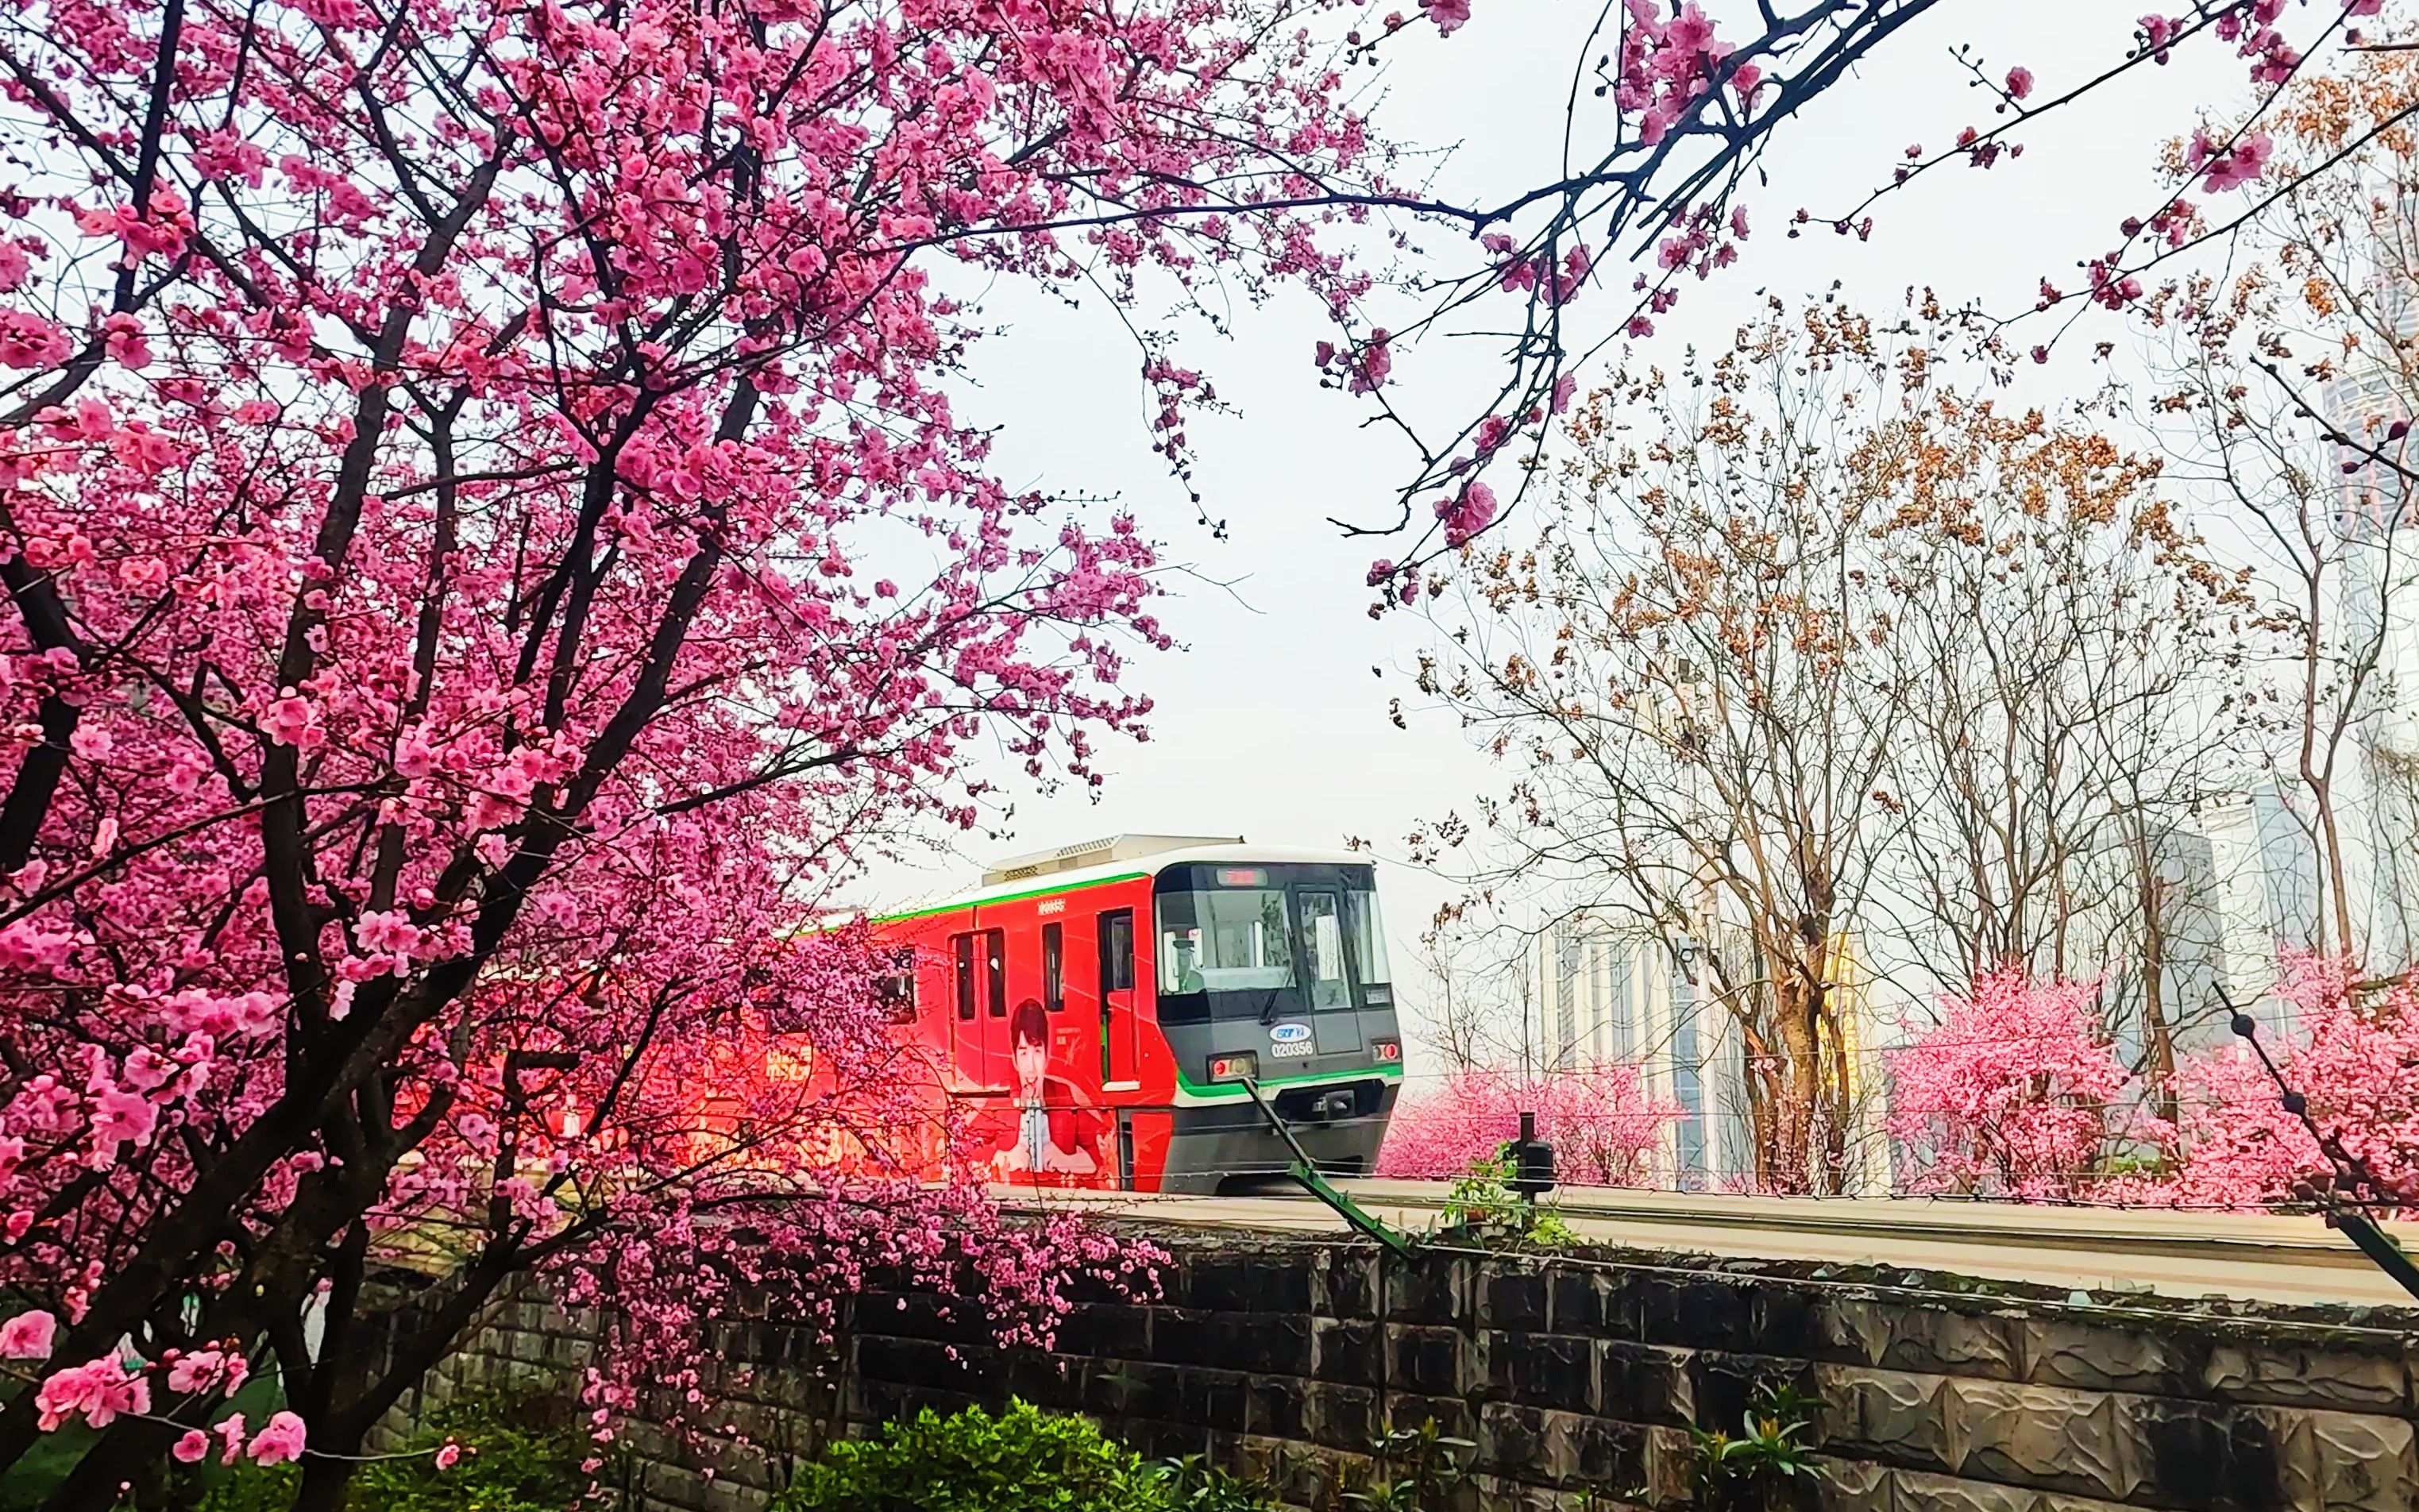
247;1410;308;1465
0;1309;56;1360
214;1414;247;1464
2197;130;2274;193
33;1356;150;1430
260;692;320;750
1422;0;1470;35
101;314;152;371
168;1347;247;1394
173;1431;210;1464
88;1086;160;1165
434;1441;461;1470
2004;66;2034;100
1435;480;1499;546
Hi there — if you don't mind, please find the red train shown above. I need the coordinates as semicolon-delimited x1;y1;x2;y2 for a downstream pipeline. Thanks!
868;835;1404;1193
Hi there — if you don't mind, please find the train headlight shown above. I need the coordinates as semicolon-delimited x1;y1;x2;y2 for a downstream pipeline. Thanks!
1208;1052;1259;1084
1370;1038;1402;1063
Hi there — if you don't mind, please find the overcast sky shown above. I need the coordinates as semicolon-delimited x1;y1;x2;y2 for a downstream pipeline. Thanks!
847;2;2267;1022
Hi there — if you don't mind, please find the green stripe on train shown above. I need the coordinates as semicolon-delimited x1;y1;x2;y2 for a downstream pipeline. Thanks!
1174;1061;1406;1100
874;870;1152;924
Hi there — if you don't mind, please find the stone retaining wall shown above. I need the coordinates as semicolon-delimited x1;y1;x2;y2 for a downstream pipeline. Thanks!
380;1232;2419;1512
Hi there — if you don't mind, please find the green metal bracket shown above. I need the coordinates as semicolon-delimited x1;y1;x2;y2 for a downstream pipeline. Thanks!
2335;1212;2419;1305
1238;1077;1418;1258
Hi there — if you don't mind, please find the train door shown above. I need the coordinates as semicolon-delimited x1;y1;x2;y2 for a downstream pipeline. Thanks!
1096;906;1137;1088
950;924;1007;1087
1295;886;1364;1056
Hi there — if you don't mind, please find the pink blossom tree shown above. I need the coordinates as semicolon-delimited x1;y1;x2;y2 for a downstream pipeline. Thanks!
1887;970;2161;1202
1378;1065;1681;1186
0;0;1386;1500
2166;962;2419;1213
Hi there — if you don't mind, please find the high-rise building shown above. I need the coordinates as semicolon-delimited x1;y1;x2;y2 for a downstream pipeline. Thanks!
2201;781;2326;1027
2321;207;2419;972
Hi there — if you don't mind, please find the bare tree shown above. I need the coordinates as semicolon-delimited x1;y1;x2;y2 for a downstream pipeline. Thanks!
1867;428;2252;1095
2140;52;2419;975
1413;304;1946;1193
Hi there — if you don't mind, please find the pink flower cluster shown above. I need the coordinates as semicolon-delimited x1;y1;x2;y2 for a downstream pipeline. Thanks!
1891;962;2419;1213
1613;1;1750;148
1379;1064;1683;1185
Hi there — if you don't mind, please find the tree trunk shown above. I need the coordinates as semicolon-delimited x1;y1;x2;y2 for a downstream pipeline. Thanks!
2139;870;2178;1126
41;1416;178;1512
289;1446;361;1512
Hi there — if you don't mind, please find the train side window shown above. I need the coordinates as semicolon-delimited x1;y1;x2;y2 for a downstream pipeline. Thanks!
878;947;919;1024
1098;909;1134;993
953;933;977;1020
1043;923;1064;1011
984;928;1006;1017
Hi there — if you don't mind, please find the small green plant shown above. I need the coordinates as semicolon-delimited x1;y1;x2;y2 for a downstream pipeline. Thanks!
1688;1379;1815;1510
196;1380;598;1512
773;1398;1168;1512
1441;1154;1521;1232
1522;1208;1580;1249
1440;1152;1577;1250
1145;1452;1275;1512
1337;1417;1472;1512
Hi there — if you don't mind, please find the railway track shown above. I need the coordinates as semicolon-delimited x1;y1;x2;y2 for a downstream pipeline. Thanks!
1001;1179;2419;1313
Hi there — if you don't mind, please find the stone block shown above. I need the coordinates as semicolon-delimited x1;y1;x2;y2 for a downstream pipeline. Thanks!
2201;1340;2409;1412
1391;1325;1468;1397
1127;1414;1211;1461
1387;1256;1468;1326
1180;1367;1252;1434
1190;1254;1314;1315
1641;1277;1754;1353
1637;1425;1696;1510
1476;1402;1548;1476
880;1291;986;1345
1549;1270;1605;1336
1383;1390;1475;1444
1059;1301;1152;1359
1315;1318;1384;1387
1878;1307;2023;1380
1817;1364;1958;1474
1809;1455;1892;1512
1241;1313;1314;1377
1947;1379;2139;1502
1484;1267;1550;1333
1599;1342;1695;1428
2023;1318;2200;1396
1318;1248;1379;1319
1881;1468;2041;1512
1088;1358;1183;1421
2302;1410;2419;1512
2124;1395;2305;1512
1487;1332;1595;1414
1001;1348;1082;1410
1819;1298;1892;1367
1152;1308;1224;1367
1246;1375;1305;1438
1683;1350;1769;1437
1753;1285;1827;1357
1302;1381;1379;1452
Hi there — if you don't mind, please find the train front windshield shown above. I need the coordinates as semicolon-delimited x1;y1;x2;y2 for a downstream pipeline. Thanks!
1152;862;1391;1024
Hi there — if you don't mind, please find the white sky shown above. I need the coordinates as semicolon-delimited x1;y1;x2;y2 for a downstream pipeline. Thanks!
847;2;2269;1024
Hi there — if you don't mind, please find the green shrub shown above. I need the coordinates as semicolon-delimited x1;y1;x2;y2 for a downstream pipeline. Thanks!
773;1399;1172;1512
197;1380;596;1512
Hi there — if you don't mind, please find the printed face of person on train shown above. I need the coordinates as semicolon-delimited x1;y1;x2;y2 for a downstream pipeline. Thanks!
1012;998;1050;1101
